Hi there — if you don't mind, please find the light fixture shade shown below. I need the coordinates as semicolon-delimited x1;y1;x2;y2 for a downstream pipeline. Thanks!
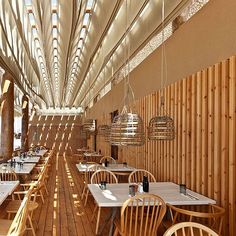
148;115;175;140
110;112;145;146
97;124;109;135
83;119;96;133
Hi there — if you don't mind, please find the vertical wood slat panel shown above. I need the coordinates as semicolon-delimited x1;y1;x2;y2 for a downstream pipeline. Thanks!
201;69;208;195
166;85;171;181
96;55;236;236
190;75;196;191
213;63;221;202
186;77;191;188
174;82;178;184
228;56;236;235
170;84;175;182
182;79;187;184
207;66;214;199
221;59;229;231
196;71;202;193
177;81;182;184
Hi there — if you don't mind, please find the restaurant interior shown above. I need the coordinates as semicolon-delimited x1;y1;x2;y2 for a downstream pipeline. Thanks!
0;0;235;235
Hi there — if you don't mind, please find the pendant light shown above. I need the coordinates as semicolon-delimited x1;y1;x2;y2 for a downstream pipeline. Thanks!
148;0;175;140
110;105;144;146
83;118;96;133
110;0;145;146
98;124;110;143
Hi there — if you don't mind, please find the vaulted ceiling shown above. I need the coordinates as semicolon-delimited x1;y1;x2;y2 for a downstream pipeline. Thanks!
0;0;204;112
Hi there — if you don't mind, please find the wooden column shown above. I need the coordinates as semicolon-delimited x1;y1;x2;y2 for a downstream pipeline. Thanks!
0;72;14;159
21;95;29;151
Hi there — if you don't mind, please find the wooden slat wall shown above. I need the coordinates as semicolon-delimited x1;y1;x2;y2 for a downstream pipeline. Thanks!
95;56;236;235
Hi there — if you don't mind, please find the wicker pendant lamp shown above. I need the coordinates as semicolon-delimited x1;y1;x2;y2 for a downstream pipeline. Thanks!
110;0;144;146
97;124;110;142
110;105;144;146
83;118;96;133
148;0;175;140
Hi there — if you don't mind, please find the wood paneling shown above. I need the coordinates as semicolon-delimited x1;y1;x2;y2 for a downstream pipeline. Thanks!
96;56;236;236
28;115;86;156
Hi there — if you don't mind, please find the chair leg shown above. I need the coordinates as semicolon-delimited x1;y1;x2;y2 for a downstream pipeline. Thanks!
92;204;98;220
39;190;45;203
81;185;86;200
95;207;101;235
84;189;89;206
113;227;119;236
43;183;49;195
7;212;11;220
28;215;36;236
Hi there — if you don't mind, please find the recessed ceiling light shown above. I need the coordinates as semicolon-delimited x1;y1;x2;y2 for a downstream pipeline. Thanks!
52;12;58;25
52;27;58;37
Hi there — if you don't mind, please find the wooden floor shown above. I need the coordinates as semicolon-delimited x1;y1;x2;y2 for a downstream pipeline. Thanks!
0;155;111;236
34;154;111;236
0;154;167;236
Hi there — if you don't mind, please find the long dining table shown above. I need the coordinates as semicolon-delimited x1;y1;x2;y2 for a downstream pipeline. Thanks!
8;156;41;163
88;182;216;235
0;163;36;175
76;163;135;173
32;149;48;157
83;152;103;162
0;181;19;205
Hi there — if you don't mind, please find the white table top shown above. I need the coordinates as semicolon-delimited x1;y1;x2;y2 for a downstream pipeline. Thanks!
76;163;100;172
104;163;135;172
0;181;19;205
9;156;41;163
84;152;103;157
77;148;90;152
0;163;36;175
88;182;216;207
33;149;48;156
76;163;135;173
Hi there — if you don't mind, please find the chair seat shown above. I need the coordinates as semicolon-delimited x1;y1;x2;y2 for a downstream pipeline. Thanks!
0;219;12;235
31;173;40;180
114;217;160;235
6;200;39;213
24;180;37;185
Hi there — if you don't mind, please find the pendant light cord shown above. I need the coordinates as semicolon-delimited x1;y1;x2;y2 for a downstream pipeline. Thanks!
160;0;167;110
122;0;135;114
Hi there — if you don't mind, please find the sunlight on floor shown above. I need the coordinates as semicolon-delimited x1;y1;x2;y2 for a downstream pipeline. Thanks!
64;155;85;218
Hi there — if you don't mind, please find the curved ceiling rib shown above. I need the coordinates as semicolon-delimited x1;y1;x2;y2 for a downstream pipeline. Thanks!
60;0;83;107
69;0;123;107
76;0;194;109
75;0;150;107
0;0;209;112
0;1;48;107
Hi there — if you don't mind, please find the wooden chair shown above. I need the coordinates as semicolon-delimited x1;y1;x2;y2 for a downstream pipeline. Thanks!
99;156;116;164
69;146;83;162
5;185;39;236
114;193;166;236
90;169;118;235
128;169;156;183
0;169;18;181
163;222;219;236
167;204;225;235
82;164;99;205
0;187;33;235
25;164;50;203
